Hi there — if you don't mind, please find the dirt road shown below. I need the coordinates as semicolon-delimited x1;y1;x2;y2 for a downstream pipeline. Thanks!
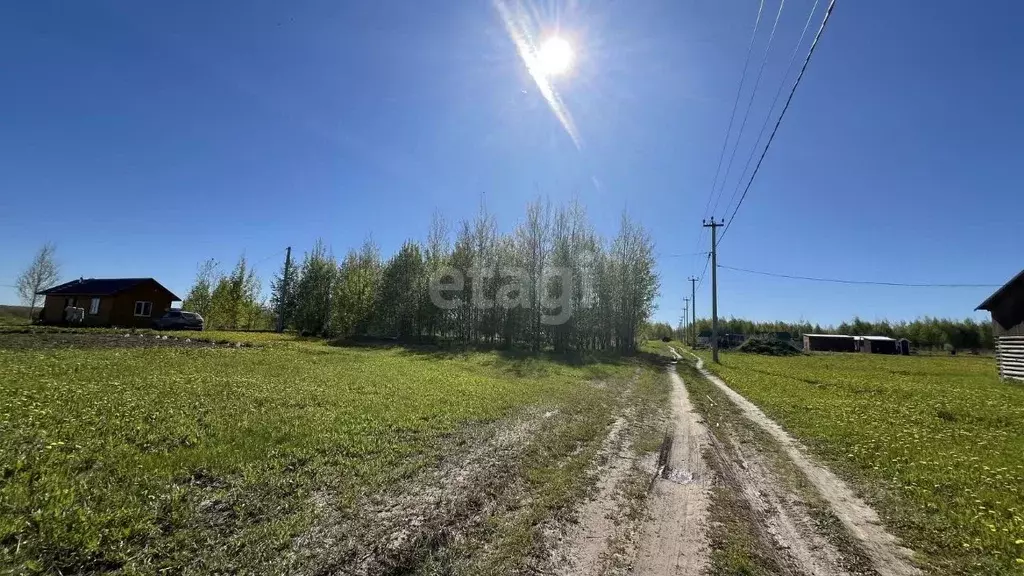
631;359;711;575
683;349;920;576
381;346;922;576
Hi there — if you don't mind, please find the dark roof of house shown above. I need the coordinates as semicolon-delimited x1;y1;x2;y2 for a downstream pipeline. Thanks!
37;278;181;301
976;269;1024;311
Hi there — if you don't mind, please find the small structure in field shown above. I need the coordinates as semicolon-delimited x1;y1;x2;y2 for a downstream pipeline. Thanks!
37;278;181;328
803;333;899;354
803;333;857;352
898;338;911;355
855;335;899;355
976;269;1024;381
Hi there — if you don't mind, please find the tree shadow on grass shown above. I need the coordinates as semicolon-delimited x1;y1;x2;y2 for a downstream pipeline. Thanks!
326;337;661;375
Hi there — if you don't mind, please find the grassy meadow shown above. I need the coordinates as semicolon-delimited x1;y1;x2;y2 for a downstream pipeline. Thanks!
0;306;32;326
697;350;1024;575
0;332;664;574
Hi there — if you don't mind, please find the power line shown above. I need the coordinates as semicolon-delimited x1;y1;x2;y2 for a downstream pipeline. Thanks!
662;251;709;258
251;248;287;269
710;0;788;218
722;0;820;219
696;252;712;291
691;0;767;262
719;264;1002;288
720;0;837;243
702;0;766;223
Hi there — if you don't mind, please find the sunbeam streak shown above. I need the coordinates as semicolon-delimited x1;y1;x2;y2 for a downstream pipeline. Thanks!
493;0;582;149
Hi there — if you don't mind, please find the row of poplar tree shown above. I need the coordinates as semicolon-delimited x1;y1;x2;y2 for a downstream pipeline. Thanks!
181;257;273;330
240;199;660;352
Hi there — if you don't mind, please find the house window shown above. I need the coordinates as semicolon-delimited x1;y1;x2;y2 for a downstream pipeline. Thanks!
89;298;100;315
134;301;153;317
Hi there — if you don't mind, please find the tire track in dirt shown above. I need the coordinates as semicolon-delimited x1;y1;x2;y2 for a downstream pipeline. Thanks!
682;349;921;576
706;408;859;576
631;359;711;576
552;416;632;575
290;411;549;575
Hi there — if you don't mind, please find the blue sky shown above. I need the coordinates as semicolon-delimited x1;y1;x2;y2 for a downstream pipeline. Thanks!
1;0;1021;327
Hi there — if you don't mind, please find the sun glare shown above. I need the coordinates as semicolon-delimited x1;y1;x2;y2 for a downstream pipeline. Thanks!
537;36;573;76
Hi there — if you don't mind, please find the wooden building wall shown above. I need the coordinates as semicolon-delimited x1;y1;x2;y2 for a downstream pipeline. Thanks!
803;335;857;352
996;330;1024;381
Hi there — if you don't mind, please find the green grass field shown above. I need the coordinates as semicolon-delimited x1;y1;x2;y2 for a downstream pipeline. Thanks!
0;325;303;345
0;334;662;574
698;351;1024;575
0;306;32;326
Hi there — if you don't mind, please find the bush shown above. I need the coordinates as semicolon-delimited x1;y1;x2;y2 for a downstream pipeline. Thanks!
737;337;800;356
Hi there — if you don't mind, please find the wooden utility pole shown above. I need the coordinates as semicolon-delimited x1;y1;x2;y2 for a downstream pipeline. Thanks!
703;220;723;363
687;276;698;347
276;246;292;333
682;297;689;343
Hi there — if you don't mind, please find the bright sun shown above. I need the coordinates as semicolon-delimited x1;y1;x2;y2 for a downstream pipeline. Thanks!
536;37;573;76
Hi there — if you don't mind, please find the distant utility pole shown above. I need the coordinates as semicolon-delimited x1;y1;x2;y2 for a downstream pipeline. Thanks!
703;219;724;363
276;246;292;333
688;276;698;347
682;297;689;342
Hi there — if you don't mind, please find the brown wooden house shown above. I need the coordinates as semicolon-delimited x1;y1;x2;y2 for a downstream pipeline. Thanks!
37;278;181;328
976;269;1024;381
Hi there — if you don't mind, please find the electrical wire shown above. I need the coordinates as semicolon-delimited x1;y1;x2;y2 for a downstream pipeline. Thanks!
718;264;1002;288
722;0;819;219
720;0;837;244
710;0;788;218
690;0;767;268
662;252;710;258
251;248;287;269
696;252;712;291
701;0;766;224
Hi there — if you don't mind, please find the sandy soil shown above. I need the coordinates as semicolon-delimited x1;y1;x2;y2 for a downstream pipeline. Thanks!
684;349;920;576
553;416;633;576
631;363;711;576
291;411;548;575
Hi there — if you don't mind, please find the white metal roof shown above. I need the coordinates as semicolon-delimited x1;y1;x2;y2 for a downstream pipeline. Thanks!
803;334;896;341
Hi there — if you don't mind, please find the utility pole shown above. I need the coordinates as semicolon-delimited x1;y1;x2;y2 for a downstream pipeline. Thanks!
703;219;723;363
687;276;698;347
276;246;292;333
682;297;689;343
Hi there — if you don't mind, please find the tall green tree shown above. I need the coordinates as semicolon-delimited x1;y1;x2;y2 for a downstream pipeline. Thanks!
292;240;336;336
270;249;297;332
182;259;218;320
376;240;425;338
332;239;382;338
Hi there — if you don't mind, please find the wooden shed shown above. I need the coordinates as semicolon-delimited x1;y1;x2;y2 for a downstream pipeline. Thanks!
976;269;1024;381
855;336;899;355
803;334;857;352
